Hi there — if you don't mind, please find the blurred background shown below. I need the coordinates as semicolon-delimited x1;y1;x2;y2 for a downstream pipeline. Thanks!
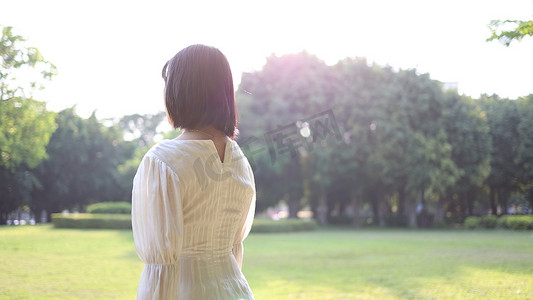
2;0;533;227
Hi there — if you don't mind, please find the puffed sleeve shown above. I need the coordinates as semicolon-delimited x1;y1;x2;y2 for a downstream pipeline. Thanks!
232;164;256;270
131;153;183;300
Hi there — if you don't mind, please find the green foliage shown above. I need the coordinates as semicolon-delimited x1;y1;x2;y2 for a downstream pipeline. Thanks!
86;202;131;214
505;215;533;230
0;25;57;172
51;213;131;229
516;95;533;211
0;98;57;172
384;214;409;227
0;25;57;224
464;216;481;229
327;215;355;225
479;215;498;228
487;19;533;46
236;52;532;229
250;218;317;233
479;95;523;215
465;215;533;230
442;93;491;188
496;215;509;229
31;107;136;215
237;51;333;217
0;25;57;101
496;215;533;230
116;111;166;147
0;166;41;223
2;30;532;229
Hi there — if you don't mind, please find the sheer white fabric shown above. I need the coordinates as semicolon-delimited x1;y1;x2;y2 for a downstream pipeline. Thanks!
132;139;256;300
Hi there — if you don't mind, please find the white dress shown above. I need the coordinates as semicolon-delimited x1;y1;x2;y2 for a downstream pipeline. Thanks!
131;138;256;300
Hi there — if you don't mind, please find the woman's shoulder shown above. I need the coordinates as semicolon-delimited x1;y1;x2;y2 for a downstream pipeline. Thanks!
142;139;194;173
147;138;186;155
144;138;251;171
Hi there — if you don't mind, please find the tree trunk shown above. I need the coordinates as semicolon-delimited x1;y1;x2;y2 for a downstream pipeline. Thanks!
371;189;381;226
310;201;318;222
350;187;360;228
529;186;533;215
0;211;6;225
398;187;406;219
467;189;474;216
371;198;379;226
378;194;386;227
407;190;419;228
287;159;301;219
326;195;335;217
288;193;299;218
434;194;446;225
419;194;430;228
502;189;511;214
47;210;54;223
339;199;348;217
500;189;509;215
489;186;497;215
459;192;467;217
316;186;328;224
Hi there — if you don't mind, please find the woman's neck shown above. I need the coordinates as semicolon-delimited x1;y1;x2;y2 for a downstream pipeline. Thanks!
178;126;228;141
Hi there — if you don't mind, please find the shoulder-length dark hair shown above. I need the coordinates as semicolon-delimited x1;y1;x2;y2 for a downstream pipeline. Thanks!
162;44;238;139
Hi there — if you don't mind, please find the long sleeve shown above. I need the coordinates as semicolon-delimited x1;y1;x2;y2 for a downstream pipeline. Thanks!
232;164;256;270
131;153;183;300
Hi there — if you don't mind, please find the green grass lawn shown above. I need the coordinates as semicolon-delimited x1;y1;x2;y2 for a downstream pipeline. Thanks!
0;224;532;299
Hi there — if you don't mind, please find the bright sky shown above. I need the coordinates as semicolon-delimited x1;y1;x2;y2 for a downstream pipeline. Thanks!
1;0;532;119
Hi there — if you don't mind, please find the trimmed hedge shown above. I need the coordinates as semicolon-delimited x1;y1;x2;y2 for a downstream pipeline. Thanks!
52;214;318;232
464;216;481;229
496;215;509;228
52;213;131;229
479;215;498;228
464;215;533;230
497;215;533;230
250;218;318;233
86;202;131;214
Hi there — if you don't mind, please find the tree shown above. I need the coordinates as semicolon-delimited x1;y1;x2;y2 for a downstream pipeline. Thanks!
31;107;134;220
479;95;522;215
516;94;533;212
0;25;57;224
116;111;167;147
237;51;334;218
330;58;390;227
237;49;529;226
487;19;533;46
0;25;57;171
439;93;491;220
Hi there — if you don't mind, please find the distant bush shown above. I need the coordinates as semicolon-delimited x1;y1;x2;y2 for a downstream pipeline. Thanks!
52;213;131;229
500;215;533;230
496;215;510;229
86;202;131;214
385;215;408;227
464;215;532;230
251;219;318;233
479;215;498;228
51;214;319;232
327;215;353;225
464;216;481;229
